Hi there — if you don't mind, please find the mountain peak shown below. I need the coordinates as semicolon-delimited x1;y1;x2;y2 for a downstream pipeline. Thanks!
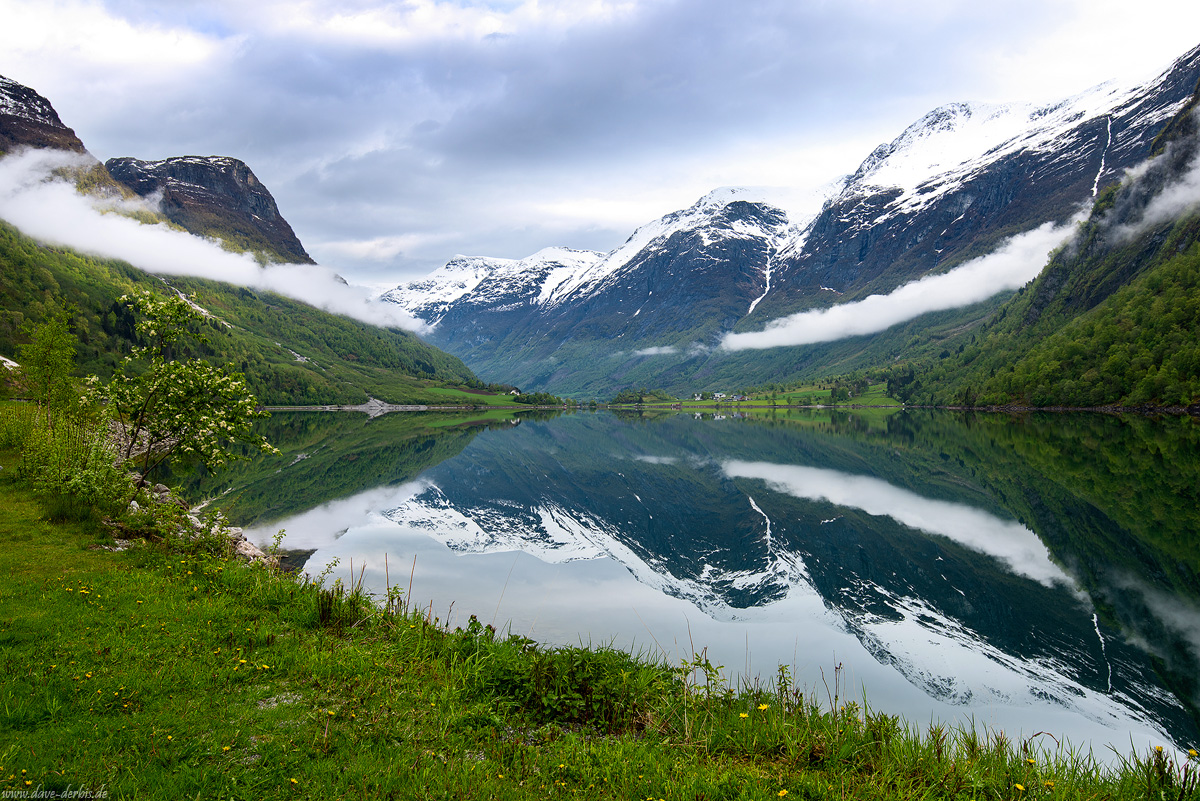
105;155;315;264
0;74;88;154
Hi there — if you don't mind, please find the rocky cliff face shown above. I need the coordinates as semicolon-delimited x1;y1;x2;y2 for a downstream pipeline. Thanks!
105;156;315;264
0;74;88;154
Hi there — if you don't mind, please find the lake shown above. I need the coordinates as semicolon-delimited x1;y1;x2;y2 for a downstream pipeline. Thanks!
185;407;1200;756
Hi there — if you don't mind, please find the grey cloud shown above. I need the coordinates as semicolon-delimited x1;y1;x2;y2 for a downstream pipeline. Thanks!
31;0;1136;285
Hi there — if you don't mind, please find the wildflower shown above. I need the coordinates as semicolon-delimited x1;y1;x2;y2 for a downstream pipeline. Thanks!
223;746;230;752
1026;758;1035;765
779;791;789;797
1044;781;1054;789
739;712;749;718
1190;749;1198;758
328;710;335;717
1014;784;1025;793
758;703;769;711
167;735;173;741
1156;746;1164;754
290;778;298;785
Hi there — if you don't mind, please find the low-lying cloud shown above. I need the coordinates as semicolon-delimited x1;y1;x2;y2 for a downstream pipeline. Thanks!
633;346;679;357
0;149;426;331
1111;134;1200;242
720;219;1078;351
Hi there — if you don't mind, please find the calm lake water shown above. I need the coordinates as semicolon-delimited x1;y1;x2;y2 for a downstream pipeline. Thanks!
188;408;1200;756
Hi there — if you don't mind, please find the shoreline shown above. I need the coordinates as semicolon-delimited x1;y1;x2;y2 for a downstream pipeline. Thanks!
264;398;1200;417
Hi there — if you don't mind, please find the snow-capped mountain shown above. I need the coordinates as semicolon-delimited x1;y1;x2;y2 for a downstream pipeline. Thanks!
761;51;1199;317
383;185;805;325
381;247;605;325
381;42;1200;395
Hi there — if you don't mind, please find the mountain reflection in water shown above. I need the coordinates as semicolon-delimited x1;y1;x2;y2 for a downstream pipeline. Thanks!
206;409;1200;755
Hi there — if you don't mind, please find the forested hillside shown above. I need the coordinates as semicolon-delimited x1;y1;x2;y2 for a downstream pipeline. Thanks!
0;221;485;405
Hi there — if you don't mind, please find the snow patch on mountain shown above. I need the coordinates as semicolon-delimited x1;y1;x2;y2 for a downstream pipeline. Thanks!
842;68;1187;227
0;75;63;127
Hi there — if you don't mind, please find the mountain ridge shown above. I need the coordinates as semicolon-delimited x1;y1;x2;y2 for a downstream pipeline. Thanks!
381;42;1200;398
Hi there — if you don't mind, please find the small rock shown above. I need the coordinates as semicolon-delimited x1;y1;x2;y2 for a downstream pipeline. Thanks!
226;526;245;541
128;499;140;512
234;539;278;567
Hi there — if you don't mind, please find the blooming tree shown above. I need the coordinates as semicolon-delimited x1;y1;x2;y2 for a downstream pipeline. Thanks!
109;289;278;482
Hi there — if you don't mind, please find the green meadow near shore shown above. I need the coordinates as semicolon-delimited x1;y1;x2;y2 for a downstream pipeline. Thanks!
3;450;1200;800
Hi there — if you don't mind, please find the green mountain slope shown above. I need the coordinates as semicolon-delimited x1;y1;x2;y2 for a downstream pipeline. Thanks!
0;220;487;405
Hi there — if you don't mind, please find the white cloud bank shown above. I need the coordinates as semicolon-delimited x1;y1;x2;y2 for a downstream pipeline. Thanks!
1112;141;1200;242
0;149;426;331
720;219;1079;351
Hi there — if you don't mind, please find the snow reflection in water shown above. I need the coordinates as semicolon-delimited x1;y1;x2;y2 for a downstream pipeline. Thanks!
237;411;1197;757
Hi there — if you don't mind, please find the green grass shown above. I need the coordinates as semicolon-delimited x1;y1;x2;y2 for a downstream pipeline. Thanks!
423;386;531;406
2;449;1197;799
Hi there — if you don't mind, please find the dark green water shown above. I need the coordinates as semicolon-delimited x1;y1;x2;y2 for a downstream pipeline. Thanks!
195;408;1200;755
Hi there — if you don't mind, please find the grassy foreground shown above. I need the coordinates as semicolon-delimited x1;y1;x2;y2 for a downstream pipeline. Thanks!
1;460;1197;800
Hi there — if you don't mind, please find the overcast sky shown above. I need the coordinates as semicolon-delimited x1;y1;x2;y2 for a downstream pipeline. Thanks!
3;0;1200;286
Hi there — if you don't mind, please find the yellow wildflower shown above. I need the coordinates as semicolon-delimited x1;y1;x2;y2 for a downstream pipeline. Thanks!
758;703;769;711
